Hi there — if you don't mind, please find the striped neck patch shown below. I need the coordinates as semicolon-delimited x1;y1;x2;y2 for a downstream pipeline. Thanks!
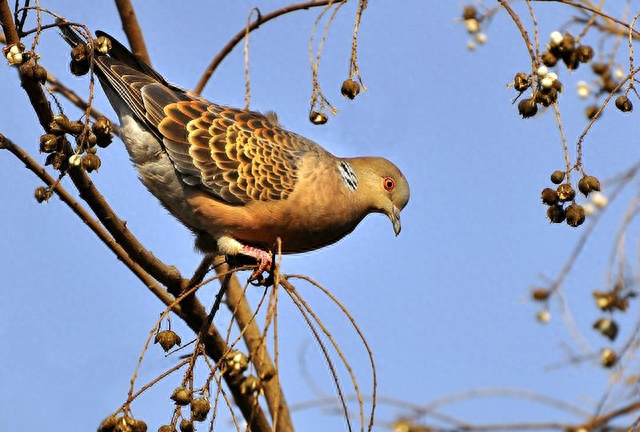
338;160;358;192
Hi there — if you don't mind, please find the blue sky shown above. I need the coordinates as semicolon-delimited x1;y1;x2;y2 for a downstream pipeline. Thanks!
2;1;640;431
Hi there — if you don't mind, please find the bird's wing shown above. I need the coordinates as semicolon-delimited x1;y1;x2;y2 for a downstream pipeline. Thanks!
95;56;318;205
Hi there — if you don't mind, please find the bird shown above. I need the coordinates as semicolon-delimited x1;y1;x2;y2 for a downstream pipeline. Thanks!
61;27;410;280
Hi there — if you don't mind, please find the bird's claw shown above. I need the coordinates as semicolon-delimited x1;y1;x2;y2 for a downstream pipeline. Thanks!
238;245;273;286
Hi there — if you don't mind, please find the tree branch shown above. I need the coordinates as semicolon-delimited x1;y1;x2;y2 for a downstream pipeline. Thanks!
218;258;294;432
193;0;335;94
0;132;173;305
113;0;150;64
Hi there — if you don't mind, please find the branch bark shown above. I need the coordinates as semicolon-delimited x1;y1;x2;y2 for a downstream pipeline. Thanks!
218;258;294;432
114;0;150;64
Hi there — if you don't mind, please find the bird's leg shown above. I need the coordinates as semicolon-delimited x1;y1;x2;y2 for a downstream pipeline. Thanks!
217;236;273;283
239;245;273;283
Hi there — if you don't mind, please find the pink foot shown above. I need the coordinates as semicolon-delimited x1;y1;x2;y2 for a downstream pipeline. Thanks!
239;245;273;283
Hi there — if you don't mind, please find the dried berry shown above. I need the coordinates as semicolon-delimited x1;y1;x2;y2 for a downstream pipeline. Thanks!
603;77;619;93
66;120;86;135
94;36;112;55
76;130;98;148
170;387;192;406
535;88;557;107
70;44;90;77
552;79;563;93
601;348;617;368
585;105;599;120
532;288;551;301
39;133;59;153
556;183;575;202
547;204;565;223
518;97;538;118
462;5;477;20
541;188;559;205
591;62;609;75
92;116;113;136
578;175;600;196
81;153;102;173
558;32;575;55
34;186;51;203
71;43;88;62
98;415;118;432
593;290;616;311
191;398;211;422
565;203;585;227
541;51;558;67
239;375;262;395
154;330;181;352
563;51;580;71
45;152;68;171
179;419;194;432
550;170;565;184
131;418;147;432
114;416;146;432
309;111;328;125
593;318;618;341
615;95;633;112
223;350;249;376
577;45;594;63
158;426;176;432
513;72;530;92
341;78;360;100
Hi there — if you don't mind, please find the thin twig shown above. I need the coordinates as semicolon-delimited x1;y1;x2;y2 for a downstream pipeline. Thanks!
193;0;335;94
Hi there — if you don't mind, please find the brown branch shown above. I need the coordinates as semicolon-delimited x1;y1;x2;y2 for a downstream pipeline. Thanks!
586;401;640;430
218;258;294;432
0;133;173;306
114;0;150;64
498;0;537;66
535;0;640;37
0;0;18;43
193;0;335;94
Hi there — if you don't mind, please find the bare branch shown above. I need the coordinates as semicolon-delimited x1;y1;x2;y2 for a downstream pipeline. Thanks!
114;0;150;64
193;0;335;95
219;258;294;432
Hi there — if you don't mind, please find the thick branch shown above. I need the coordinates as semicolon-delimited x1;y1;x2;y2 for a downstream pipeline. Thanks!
0;133;173;306
0;0;17;43
114;0;151;64
194;0;335;94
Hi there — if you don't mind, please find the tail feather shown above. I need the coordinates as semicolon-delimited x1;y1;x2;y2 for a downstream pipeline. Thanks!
59;22;166;85
94;30;167;84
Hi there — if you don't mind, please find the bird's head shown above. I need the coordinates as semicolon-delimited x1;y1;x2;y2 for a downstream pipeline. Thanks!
349;157;410;236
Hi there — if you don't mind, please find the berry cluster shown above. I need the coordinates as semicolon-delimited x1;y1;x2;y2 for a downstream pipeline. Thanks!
35;114;112;203
515;32;595;119
541;31;593;71
69;35;111;76
540;170;600;227
516;66;563;118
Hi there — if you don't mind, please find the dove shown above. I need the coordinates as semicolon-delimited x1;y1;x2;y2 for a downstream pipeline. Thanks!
61;27;410;279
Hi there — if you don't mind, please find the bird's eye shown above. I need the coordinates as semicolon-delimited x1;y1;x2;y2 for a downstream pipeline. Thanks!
383;177;395;192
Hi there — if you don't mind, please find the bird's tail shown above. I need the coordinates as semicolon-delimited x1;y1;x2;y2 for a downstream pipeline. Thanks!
58;21;166;84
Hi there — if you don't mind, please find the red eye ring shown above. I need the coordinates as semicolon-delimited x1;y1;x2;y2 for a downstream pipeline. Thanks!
383;177;395;192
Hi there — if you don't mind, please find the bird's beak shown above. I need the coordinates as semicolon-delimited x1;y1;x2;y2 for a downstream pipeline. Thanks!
388;205;401;236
